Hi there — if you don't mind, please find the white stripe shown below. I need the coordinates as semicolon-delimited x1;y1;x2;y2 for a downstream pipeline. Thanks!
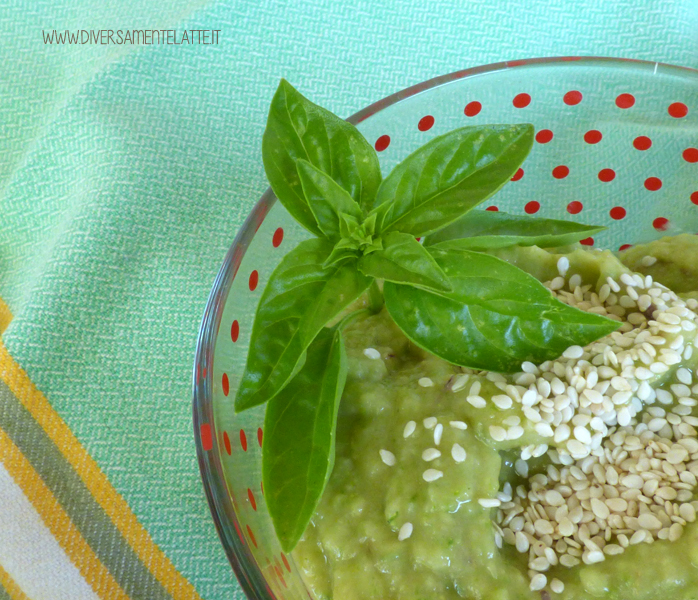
0;463;101;600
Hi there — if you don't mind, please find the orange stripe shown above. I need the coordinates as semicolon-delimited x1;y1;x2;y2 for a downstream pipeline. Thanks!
0;428;129;600
0;297;11;335
0;341;203;600
0;562;30;600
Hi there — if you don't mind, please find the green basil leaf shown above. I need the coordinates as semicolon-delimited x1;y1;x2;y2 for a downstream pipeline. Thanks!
383;248;619;372
296;159;363;241
424;209;606;250
262;79;382;234
370;124;534;237
263;326;347;552
357;231;452;292
235;238;371;412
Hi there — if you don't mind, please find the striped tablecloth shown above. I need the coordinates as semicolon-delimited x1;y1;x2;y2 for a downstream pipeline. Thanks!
1;0;696;598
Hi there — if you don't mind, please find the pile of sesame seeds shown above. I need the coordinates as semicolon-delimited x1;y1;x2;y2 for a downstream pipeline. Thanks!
482;254;698;594
365;250;698;596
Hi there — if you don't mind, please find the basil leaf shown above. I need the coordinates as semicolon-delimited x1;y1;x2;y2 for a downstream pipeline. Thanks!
262;79;382;234
357;231;452;292
296;159;363;241
370;124;534;237
383;248;619;372
235;238;371;412
263;326;347;552
424;210;606;250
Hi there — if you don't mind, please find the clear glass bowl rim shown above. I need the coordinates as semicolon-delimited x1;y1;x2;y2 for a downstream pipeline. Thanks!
192;55;698;600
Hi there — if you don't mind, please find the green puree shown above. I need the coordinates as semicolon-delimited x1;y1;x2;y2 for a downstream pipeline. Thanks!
292;238;698;600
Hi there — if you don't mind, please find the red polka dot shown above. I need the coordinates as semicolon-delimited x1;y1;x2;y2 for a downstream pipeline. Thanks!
240;429;248;451
669;102;688;118
567;201;583;214
223;431;232;455
200;424;212;451
619;244;633;251
511;168;524;181
633;136;652;151
374;135;390;151
580;237;594;246
609;206;626;220
248;488;257;511
231;320;239;342
644;177;662;191
464;101;481;117
653;217;669;231
233;519;243;542
257;427;264;447
615;93;635;109
683;148;698;163
418;115;434;131
272;227;284;247
525;201;540;214
249;270;259;291
485;206;499;211
552;165;569;179
513;93;531;108
598;169;616;182
282;554;291;572
691;191;698;205
563;90;583;105
535;129;553;144
222;373;229;396
246;525;258;548
584;130;602;144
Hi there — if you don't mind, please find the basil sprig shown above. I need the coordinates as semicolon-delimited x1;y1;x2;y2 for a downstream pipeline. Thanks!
236;79;620;552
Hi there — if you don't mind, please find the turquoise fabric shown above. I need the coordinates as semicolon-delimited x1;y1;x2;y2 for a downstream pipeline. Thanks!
1;1;697;598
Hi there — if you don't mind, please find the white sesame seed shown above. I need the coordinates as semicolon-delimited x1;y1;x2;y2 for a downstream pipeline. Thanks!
641;255;657;267
451;443;467;463
530;574;547;591
363;347;381;359
379;449;396;466
551;578;565;594
449;420;468;430
450;373;469;392
563;345;584;359
507;426;525;440
467;395;487;408
677;368;693;385
515;459;529;477
489;426;507;442
478;498;501;508
422;448;441;462
403;421;416;438
638;514;662;529
422;469;443;482
398;522;413;541
557;257;570;277
492;394;514;410
434;424;444;446
418;377;434;388
423;417;437;429
535;423;555;438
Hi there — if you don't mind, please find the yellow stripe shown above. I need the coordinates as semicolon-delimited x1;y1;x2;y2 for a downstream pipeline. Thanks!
0;341;204;600
0;429;129;600
0;297;12;334
0;562;30;600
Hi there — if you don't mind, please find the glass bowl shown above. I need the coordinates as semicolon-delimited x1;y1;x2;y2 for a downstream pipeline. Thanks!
193;57;698;600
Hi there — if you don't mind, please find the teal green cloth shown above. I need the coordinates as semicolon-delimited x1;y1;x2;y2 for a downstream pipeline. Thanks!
1;1;697;598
